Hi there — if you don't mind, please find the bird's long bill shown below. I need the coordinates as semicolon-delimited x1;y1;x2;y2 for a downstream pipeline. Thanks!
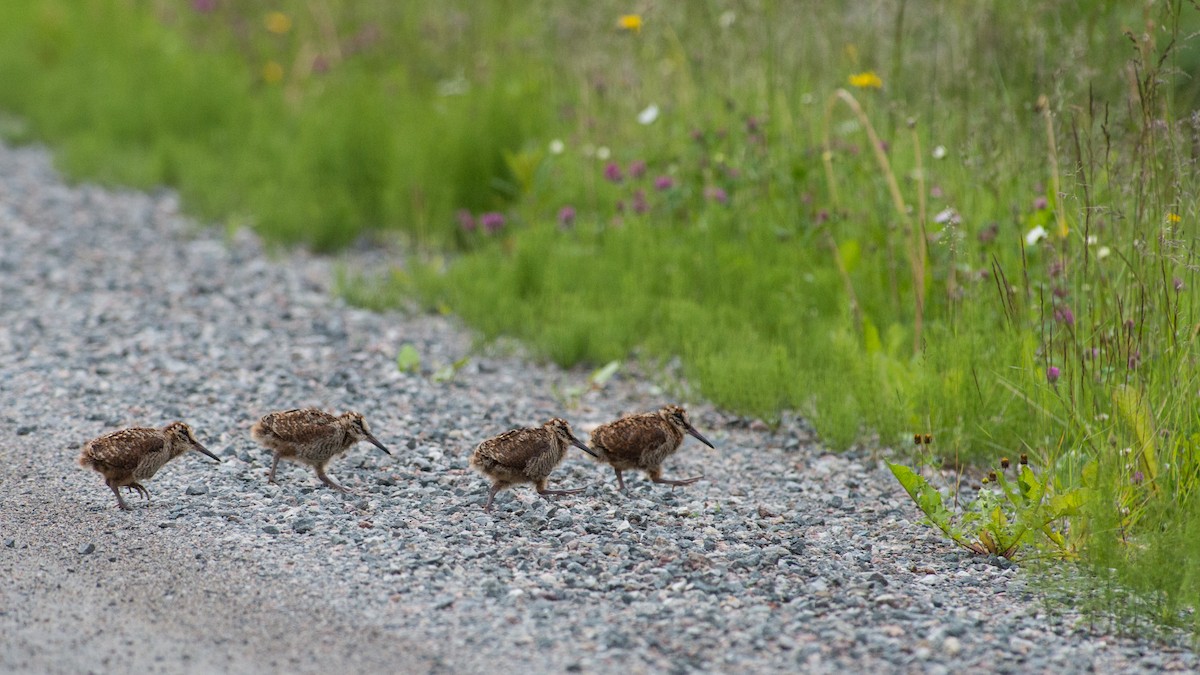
366;434;392;455
193;442;222;462
685;423;715;449
571;436;598;457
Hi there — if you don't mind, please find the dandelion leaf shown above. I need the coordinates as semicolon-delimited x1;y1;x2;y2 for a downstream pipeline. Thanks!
888;462;951;529
1017;465;1043;504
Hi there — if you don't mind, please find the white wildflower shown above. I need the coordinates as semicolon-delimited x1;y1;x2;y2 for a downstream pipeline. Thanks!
637;104;660;125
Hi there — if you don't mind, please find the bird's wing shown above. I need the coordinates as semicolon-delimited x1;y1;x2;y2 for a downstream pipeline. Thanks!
83;428;163;472
591;415;669;462
474;428;553;472
258;408;337;443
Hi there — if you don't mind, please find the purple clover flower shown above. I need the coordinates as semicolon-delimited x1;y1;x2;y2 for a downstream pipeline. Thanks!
480;212;505;234
653;175;674;191
1054;306;1075;327
557;206;576;228
1132;470;1145;485
628;160;647;179
1046;366;1061;384
1034;196;1049;211
603;162;623;183
632;190;648;215
705;186;728;205
192;0;218;12
1174;277;1185;292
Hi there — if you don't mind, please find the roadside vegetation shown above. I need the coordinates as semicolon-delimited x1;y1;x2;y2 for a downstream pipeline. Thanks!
2;0;1200;633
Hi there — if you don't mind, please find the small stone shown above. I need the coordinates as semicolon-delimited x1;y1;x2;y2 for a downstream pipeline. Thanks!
185;484;208;496
4;539;14;548
292;518;316;534
942;636;962;656
1009;636;1035;655
78;543;95;555
16;425;35;435
262;525;280;535
874;594;903;607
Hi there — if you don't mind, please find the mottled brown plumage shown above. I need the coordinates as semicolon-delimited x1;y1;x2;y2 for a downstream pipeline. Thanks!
589;405;715;491
78;422;220;510
470;418;597;512
251;408;390;492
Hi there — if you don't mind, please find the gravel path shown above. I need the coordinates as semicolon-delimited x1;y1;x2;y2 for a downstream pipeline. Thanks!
0;142;1195;673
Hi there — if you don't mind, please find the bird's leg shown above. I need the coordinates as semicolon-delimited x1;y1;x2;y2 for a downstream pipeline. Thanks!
483;483;503;513
128;482;150;501
648;467;703;488
314;464;351;493
536;479;586;497
614;468;626;491
268;453;281;484
108;481;131;511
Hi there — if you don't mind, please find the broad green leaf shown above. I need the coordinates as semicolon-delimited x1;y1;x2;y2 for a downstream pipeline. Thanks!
1018;465;1042;504
1113;384;1158;481
888;462;951;530
1049;489;1086;517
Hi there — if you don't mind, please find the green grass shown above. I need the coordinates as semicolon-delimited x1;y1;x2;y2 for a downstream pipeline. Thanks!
4;0;1200;633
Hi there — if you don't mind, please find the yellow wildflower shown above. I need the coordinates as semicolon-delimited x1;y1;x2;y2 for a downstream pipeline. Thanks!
618;14;643;33
849;71;883;89
1168;212;1182;223
265;11;292;35
262;60;284;84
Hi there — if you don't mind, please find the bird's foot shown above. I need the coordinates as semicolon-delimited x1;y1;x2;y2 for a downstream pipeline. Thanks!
538;486;586;497
651;475;703;488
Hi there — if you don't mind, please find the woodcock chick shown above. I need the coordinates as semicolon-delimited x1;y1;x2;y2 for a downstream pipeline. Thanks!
589;405;715;491
470;418;597;512
251;408;390;492
79;421;220;511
